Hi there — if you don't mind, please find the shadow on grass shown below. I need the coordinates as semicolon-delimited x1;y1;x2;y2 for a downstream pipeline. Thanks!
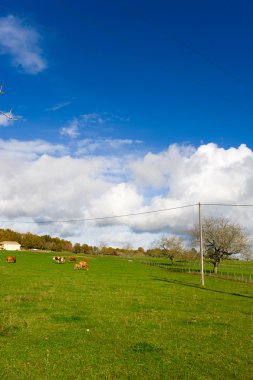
154;278;253;298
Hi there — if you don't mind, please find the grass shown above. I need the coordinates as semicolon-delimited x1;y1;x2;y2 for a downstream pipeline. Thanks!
0;251;252;379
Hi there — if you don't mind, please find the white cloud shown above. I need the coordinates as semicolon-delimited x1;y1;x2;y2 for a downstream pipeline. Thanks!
81;113;105;125
47;102;71;112
0;138;67;159
0;15;47;74
88;183;144;220
105;139;142;149
80;112;130;129
76;138;142;154
60;119;80;138
0;114;12;127
59;114;104;139
1;140;253;248
60;113;131;140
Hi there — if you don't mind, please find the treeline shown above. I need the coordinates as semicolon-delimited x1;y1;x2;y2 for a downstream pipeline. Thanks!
0;228;198;260
0;229;73;252
0;229;147;256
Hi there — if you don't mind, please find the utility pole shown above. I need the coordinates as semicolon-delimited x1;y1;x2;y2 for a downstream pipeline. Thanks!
198;202;205;286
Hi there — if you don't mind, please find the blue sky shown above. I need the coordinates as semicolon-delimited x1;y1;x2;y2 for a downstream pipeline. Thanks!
1;1;253;247
1;0;253;149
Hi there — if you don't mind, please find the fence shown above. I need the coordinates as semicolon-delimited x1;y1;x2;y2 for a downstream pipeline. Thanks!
141;261;253;284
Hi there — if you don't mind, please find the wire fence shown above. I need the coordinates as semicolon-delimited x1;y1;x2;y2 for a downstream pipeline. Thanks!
141;261;253;284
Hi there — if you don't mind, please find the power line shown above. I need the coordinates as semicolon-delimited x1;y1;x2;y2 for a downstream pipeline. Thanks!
1;202;253;225
0;203;198;224
202;203;253;207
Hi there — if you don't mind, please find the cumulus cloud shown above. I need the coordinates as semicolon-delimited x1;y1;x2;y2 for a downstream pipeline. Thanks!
0;138;67;159
88;183;144;220
1;140;253;248
0;15;47;74
0;114;12;127
131;143;252;200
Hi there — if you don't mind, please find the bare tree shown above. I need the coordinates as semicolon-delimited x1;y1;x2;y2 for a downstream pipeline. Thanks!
190;217;251;273
154;235;184;263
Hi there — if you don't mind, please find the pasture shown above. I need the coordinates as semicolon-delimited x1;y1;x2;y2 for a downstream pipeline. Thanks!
0;252;252;379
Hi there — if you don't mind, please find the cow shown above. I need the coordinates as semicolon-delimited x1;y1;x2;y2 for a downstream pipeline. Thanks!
78;260;89;270
68;256;76;263
52;256;65;264
6;255;16;263
74;261;89;270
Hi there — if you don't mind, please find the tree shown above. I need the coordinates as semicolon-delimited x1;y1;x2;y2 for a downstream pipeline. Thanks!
146;247;163;258
190;217;251;273
73;243;82;254
137;247;145;255
21;232;41;249
81;244;93;254
154;235;184;263
61;240;73;252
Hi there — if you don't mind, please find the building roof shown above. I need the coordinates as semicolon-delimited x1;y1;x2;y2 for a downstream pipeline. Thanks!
0;241;21;245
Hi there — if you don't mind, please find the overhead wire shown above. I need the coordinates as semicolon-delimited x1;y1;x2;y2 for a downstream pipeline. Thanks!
0;203;198;224
1;203;253;225
202;203;253;207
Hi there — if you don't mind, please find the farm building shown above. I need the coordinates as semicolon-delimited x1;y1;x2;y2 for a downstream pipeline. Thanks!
0;241;21;251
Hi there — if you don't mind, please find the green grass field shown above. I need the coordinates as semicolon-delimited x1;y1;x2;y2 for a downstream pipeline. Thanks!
0;252;252;380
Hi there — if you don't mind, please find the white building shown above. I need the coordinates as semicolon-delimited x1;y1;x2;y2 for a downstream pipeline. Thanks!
0;241;21;251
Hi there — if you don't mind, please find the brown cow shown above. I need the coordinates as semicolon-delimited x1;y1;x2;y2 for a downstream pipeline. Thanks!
78;261;89;270
68;256;76;263
6;256;16;263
